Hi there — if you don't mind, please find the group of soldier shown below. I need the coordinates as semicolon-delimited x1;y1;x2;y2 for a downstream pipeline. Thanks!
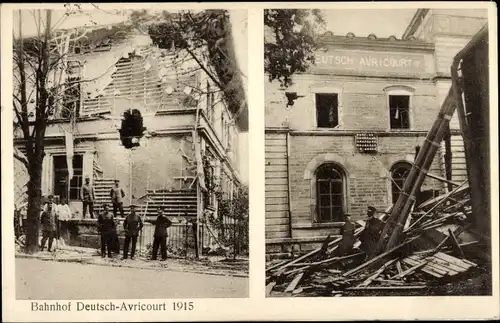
39;178;173;261
334;206;384;259
80;177;125;219
97;203;172;261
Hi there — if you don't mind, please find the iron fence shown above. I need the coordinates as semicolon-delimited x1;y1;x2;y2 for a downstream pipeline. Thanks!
159;219;248;258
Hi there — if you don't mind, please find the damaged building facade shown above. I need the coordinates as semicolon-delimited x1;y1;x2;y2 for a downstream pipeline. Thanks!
265;9;488;254
14;22;247;221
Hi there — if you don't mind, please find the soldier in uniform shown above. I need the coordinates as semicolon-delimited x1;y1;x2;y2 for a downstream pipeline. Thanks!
110;180;125;218
122;204;143;260
360;206;383;258
81;176;96;219
335;213;355;257
151;208;172;261
43;194;58;213
98;204;116;258
40;200;59;252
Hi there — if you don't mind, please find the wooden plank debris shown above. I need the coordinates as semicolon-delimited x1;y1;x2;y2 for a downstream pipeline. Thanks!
265;186;483;297
357;259;398;288
448;228;466;258
285;273;304;293
343;236;418;278
390;260;427;279
266;282;277;297
396;261;403;277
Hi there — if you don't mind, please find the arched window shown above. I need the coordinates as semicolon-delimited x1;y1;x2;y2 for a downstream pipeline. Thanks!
316;163;346;223
390;162;412;204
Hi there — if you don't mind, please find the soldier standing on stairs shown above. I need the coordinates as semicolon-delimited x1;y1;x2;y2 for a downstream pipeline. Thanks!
122;204;143;260
110;180;125;218
81;176;96;219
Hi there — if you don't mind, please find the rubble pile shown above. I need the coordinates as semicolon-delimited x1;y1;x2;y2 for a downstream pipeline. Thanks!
266;185;488;297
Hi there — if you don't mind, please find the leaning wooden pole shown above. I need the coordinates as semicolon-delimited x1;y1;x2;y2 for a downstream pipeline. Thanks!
385;108;455;250
376;86;458;254
375;111;443;254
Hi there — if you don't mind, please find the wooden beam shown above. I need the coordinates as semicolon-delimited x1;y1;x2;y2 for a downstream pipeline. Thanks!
285;272;304;293
426;170;460;186
273;236;342;272
270;221;366;274
288;252;364;268
266;259;291;273
357;258;398;288
266;282;277;297
401;258;444;278
396;261;403;277
395;170;464;236
448;228;465;258
391;260;427;279
344;236;418;278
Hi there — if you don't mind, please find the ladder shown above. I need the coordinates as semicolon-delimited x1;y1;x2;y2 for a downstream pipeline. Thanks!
375;85;459;254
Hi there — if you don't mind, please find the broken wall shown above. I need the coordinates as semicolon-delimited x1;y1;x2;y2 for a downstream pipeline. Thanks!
95;133;195;202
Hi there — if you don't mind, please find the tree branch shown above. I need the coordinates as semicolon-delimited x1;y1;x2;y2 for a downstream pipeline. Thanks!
16;10;34;160
185;47;224;90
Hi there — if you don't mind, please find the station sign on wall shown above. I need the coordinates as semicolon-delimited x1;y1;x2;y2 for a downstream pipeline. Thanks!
312;49;428;75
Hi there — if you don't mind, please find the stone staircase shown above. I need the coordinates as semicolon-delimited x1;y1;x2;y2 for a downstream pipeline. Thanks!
93;178;197;221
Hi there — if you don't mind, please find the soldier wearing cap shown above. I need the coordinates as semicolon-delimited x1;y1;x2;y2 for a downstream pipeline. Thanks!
40;196;59;252
98;204;116;258
151;208;172;261
360;206;383;258
110;180;125;218
42;194;58;214
122;204;143;260
81;176;96;219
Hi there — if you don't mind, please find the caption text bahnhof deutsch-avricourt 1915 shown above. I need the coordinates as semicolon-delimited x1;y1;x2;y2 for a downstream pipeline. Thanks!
30;301;195;312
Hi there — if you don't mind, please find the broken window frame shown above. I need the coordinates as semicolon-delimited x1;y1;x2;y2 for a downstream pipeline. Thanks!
384;86;414;131
315;163;346;223
315;92;340;129
389;95;411;129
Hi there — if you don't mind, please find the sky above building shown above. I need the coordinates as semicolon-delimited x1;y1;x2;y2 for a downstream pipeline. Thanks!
321;9;417;38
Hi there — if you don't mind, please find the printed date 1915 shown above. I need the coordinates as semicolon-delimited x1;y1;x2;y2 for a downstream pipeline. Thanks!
173;301;194;311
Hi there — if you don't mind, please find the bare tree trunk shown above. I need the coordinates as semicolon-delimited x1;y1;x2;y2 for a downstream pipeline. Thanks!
24;155;44;253
23;9;52;253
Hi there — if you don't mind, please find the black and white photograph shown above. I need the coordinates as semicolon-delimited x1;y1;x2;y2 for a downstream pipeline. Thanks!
1;2;498;322
10;4;249;300
264;8;493;297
